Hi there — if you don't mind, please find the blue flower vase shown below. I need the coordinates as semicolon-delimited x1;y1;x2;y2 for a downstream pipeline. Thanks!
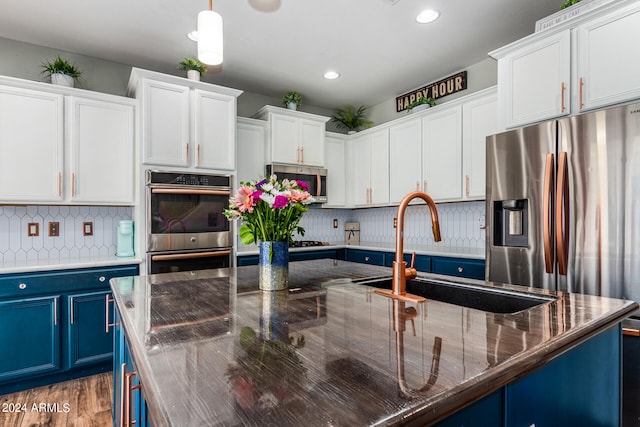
258;241;289;291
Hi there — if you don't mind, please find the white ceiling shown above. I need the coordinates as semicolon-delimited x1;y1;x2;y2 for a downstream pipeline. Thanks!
0;0;561;110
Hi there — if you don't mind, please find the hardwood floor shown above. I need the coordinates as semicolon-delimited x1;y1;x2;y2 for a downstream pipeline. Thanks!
0;373;112;427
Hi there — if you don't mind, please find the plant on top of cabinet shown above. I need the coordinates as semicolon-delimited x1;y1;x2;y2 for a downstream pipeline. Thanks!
178;57;207;81
41;55;83;87
407;96;436;113
282;91;302;110
561;0;581;9
330;105;373;134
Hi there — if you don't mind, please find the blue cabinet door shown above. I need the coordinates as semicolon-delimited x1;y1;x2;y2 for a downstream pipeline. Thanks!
345;249;385;266
432;258;485;280
0;296;60;382
67;290;113;368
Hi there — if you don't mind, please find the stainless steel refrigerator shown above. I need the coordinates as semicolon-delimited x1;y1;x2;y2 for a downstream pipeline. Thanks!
486;101;640;425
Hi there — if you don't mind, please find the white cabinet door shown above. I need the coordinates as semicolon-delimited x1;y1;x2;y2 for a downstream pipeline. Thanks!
422;105;462;202
0;85;64;202
237;118;267;184
351;134;371;207
68;97;135;204
324;134;346;207
389;118;422;204
499;31;570;128
193;89;236;170
142;79;190;166
369;129;390;205
575;3;640;111
271;114;299;164
299;119;325;166
462;90;498;200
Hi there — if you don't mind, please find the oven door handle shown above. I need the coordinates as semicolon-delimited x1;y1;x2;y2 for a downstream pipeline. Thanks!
151;188;230;196
151;250;231;261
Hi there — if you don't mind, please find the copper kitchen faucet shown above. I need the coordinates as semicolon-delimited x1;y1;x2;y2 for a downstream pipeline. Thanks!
375;191;441;302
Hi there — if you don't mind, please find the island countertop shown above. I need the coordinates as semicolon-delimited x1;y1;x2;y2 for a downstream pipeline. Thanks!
110;260;637;426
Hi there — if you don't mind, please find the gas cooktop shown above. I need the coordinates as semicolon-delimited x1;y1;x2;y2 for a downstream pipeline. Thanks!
289;241;330;248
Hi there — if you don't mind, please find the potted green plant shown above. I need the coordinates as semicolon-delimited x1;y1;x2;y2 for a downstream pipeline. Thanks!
330;105;373;134
282;91;302;110
407;97;436;113
560;0;581;9
41;55;82;88
178;58;207;81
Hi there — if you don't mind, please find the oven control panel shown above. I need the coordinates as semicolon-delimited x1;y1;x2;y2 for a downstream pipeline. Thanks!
148;171;231;188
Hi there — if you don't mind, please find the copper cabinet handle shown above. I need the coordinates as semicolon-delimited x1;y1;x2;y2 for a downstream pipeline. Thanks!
543;153;555;274
579;77;584;109
71;173;76;197
423;181;427;192
561;82;566;113
301;147;304;164
124;369;141;427
623;328;640;337
556;152;570;276
53;297;58;326
120;363;126;427
465;175;470;197
105;294;120;333
197;144;201;166
416;181;420;191
70;297;75;325
58;172;62;196
297;147;300;163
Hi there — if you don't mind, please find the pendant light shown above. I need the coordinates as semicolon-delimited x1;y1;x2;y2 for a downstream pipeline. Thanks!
197;0;223;65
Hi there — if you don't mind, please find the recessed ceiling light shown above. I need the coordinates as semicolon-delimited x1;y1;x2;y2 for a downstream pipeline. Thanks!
416;9;440;24
187;31;199;41
323;71;340;80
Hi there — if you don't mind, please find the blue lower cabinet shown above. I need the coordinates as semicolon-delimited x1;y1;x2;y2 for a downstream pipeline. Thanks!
345;249;385;266
434;389;503;427
67;290;113;368
238;248;345;266
432;258;485;280
384;252;432;272
0;295;61;382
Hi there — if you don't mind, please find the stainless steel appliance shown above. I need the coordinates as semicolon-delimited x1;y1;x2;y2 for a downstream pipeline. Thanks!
486;101;640;425
146;170;232;274
266;164;327;204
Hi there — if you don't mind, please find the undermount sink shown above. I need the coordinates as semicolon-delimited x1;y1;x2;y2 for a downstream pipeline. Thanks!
357;277;555;314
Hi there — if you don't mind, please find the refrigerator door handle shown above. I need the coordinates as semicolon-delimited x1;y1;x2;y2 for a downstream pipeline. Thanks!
543;153;555;274
556;152;570;276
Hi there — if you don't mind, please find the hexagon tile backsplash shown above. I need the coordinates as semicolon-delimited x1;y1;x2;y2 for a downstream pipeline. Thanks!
0;205;133;263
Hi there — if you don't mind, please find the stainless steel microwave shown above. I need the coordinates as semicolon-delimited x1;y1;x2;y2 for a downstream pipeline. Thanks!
266;164;327;204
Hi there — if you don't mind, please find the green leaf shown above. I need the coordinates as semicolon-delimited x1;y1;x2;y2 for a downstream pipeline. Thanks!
239;225;255;244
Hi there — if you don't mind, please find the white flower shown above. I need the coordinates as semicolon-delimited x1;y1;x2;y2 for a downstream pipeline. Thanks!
260;192;275;207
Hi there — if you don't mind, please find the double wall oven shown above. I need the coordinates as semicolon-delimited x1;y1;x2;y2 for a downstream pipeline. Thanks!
146;171;232;274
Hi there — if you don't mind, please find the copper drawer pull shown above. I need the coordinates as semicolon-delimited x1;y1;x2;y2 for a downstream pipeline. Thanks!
105;294;120;333
623;328;640;337
124;369;141;427
579;77;584;109
561;81;566;113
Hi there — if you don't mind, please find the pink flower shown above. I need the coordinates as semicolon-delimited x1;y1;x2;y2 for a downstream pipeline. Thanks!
289;190;310;202
296;180;309;192
273;195;289;209
233;186;255;213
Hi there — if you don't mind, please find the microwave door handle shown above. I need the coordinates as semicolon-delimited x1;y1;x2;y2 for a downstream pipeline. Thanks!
151;188;230;196
316;174;321;197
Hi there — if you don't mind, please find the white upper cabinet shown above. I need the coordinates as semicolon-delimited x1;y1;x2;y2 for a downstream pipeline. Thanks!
67;96;135;204
496;31;570;128
236;118;267;184
422;104;463;202
492;0;640;129
0;85;64;202
324;133;347;207
389;118;422;204
350;128;389;207
462;88;498;200
0;77;136;205
128;68;241;171
254;106;329;167
575;3;640;111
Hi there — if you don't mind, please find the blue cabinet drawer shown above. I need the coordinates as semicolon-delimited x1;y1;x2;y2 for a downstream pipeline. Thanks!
432;258;485;280
384;253;431;272
345;249;385;266
0;265;139;298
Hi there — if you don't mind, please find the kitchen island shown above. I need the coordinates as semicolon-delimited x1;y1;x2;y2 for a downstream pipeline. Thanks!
110;260;637;426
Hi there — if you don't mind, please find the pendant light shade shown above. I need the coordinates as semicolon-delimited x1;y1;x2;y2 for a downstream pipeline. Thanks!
197;4;223;65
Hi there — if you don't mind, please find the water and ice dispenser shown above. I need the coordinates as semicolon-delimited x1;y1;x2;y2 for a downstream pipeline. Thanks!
493;199;528;247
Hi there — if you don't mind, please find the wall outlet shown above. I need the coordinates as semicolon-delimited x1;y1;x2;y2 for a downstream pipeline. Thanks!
27;222;39;237
478;215;486;230
333;218;338;229
393;217;397;228
82;222;93;236
48;222;60;237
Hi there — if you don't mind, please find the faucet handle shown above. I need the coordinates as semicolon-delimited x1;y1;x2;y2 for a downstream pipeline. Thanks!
409;252;416;269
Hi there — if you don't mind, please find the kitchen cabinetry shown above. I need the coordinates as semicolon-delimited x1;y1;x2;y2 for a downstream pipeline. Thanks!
237;118;267;184
492;0;640;129
462;88;498;200
389;118;422;204
345;249;385;266
432;257;485;280
0;264;138;394
324;133;347;207
0;77;136;205
254;106;329;167
350;128;389;206
422;104;463;201
237;248;346;266
0;296;60;383
128;67;241;171
68;96;135;204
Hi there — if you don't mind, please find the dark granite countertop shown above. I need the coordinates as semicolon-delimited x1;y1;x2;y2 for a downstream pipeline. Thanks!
110;260;637;426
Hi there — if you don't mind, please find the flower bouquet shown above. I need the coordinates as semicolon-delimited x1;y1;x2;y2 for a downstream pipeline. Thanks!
224;175;314;290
